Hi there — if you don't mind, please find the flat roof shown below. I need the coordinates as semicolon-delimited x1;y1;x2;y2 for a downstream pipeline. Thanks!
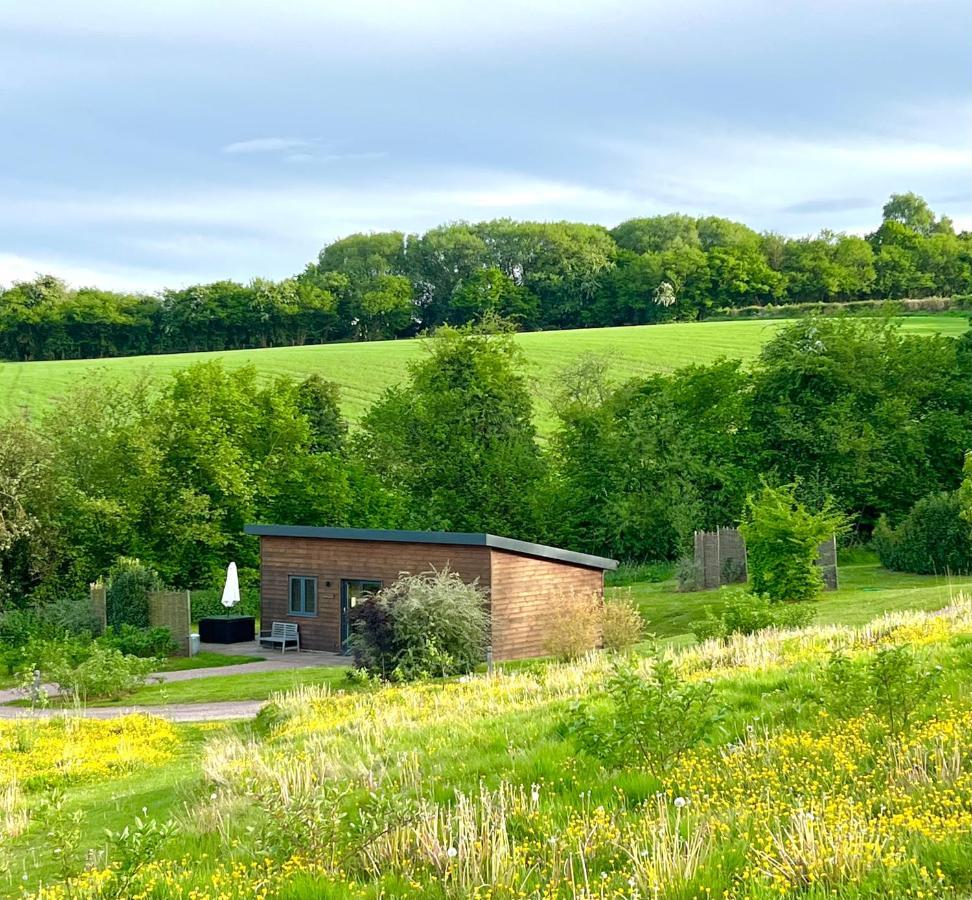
243;524;618;571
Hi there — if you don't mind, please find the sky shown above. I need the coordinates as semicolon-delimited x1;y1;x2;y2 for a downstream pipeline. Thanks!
1;0;970;293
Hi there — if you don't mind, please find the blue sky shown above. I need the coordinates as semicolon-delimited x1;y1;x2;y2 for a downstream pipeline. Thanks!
1;0;970;292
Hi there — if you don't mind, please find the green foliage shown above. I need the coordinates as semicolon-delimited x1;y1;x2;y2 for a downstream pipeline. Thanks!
42;644;156;702
693;591;815;642
740;483;849;602
105;557;160;629
568;653;716;778
822;645;942;738
2;195;969;365
873;491;972;574
348;569;490;681
604;560;674;587
960;451;972;532
189;586;260;621
100;624;178;659
359;319;544;536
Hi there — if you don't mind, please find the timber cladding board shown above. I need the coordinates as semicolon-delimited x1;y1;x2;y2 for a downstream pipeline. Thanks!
258;536;606;659
488;549;605;661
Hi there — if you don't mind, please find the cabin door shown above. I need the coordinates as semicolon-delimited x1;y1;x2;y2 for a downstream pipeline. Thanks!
340;579;383;650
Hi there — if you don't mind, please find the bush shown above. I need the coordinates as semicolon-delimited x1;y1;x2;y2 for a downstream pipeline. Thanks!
543;592;603;661
44;644;156;701
568;653;716;777
873;491;972;575
740;483;849;602
100;625;178;658
693;591;815;643
601;594;645;652
822;645;942;738
0;596;101;651
348;569;489;681
675;556;700;592
105;558;161;629
1;634;93;679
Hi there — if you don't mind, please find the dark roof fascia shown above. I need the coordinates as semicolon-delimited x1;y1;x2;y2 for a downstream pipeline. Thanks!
243;524;618;571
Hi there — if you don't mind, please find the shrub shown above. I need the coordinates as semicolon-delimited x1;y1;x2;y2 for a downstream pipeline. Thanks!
675;556;700;592
105;558;161;629
100;625;178;658
874;491;972;575
568;653;716;777
740;483;849;602
601;594;646;652
543;591;602;661
43;644;156;702
0;596;101;651
1;634;93;679
693;591;815;643
348;569;489;681
822;645;942;738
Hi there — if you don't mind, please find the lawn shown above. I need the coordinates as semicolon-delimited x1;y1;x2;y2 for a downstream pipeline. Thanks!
98;661;353;706
617;551;972;642
153;650;264;672
1;314;966;432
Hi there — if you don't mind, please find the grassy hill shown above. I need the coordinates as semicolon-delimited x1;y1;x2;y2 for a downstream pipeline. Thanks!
6;581;972;898
1;315;966;432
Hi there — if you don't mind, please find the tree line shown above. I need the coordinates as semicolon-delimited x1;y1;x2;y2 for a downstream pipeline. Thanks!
2;193;970;361
2;309;971;610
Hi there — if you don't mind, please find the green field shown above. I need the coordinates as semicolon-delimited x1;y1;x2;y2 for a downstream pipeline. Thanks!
2;315;966;430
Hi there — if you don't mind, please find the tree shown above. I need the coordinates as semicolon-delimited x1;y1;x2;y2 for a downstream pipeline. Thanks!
296;375;347;453
881;192;937;237
449;267;539;327
750;316;972;530
358;319;545;536
740;482;848;602
610;214;701;254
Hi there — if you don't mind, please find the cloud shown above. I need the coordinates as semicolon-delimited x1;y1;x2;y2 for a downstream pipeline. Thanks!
782;198;874;215
0;252;194;293
222;137;312;155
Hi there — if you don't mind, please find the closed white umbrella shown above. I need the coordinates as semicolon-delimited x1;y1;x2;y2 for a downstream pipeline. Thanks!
221;561;240;610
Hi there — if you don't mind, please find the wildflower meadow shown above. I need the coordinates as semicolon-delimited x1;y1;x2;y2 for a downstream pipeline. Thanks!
6;600;972;898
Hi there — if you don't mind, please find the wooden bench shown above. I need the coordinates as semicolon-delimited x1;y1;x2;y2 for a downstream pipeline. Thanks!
258;621;300;654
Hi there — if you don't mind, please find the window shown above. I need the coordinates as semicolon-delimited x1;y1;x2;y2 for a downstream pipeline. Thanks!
289;576;317;616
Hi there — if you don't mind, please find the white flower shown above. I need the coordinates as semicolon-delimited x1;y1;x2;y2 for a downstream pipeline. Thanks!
548;836;558;846
531;784;541;804
674;796;688;809
447;847;458;858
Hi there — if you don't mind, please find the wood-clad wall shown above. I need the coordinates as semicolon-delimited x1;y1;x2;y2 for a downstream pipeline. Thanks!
259;536;492;652
488;549;605;661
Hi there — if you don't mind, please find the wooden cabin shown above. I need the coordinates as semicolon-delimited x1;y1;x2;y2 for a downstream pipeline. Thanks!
243;525;618;661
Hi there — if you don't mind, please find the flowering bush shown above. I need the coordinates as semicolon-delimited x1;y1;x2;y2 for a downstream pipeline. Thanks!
348;568;489;681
